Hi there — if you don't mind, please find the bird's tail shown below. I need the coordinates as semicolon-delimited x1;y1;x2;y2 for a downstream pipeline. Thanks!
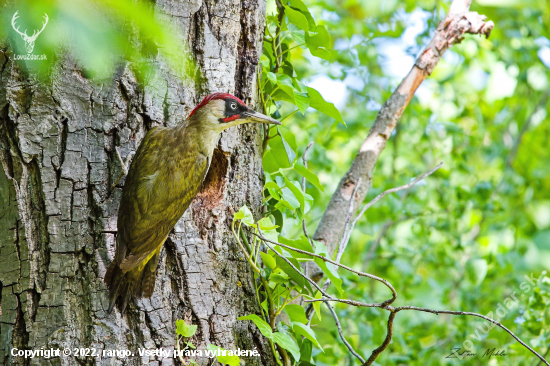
104;252;159;313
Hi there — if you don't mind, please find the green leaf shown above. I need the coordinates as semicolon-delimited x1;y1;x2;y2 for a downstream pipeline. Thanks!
272;88;296;105
271;209;284;233
273;332;301;361
284;304;308;324
260;54;270;68
277;73;295;88
206;344;240;366
277;127;298;164
283;175;305;209
176;319;197;338
310;47;333;61
265;181;282;200
313;291;322;321
238;314;273;338
294;91;310;113
313;242;343;293
269;135;296;169
234;205;255;226
257;217;279;242
292;322;323;350
466;258;488;286
299;339;313;363
307;87;344;123
280;187;301;209
260;252;277;270
263;150;280;173
288;0;316;28
267;71;277;84
272;75;310;114
279;236;314;257
293;164;324;191
275;254;305;289
288;24;306;45
305;25;330;49
284;6;309;32
270;272;290;283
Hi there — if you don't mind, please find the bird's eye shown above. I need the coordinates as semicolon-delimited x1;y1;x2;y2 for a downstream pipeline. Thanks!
230;102;237;110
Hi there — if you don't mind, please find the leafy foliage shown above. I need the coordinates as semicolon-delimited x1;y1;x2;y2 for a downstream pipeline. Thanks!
238;0;550;365
0;0;192;82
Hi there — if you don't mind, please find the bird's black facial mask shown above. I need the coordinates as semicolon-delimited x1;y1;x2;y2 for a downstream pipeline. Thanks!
220;98;248;123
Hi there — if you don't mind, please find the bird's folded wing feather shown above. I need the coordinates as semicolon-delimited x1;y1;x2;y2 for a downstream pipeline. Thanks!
115;126;208;272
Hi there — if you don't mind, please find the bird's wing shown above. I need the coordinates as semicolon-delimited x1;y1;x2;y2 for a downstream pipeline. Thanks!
115;126;208;272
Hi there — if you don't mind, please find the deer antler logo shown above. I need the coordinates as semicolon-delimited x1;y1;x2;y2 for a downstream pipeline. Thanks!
11;11;49;54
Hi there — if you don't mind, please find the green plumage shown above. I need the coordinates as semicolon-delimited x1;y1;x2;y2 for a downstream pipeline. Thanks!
105;123;210;313
104;93;280;313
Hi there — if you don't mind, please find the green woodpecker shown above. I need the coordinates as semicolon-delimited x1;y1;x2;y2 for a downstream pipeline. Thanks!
105;93;280;313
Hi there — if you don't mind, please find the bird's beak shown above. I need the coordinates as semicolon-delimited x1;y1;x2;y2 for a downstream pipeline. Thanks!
243;109;281;125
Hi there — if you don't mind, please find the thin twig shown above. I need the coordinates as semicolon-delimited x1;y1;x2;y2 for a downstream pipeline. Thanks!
535;346;550;366
325;301;365;364
393;306;550;366
304;297;388;308
253;231;397;302
258;229;334;300
313;164;442;318
336;163;442;269
362;312;396;366
249;230;550;366
352;162;443;231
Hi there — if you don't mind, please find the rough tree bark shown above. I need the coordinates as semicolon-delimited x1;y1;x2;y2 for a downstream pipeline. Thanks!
0;0;277;365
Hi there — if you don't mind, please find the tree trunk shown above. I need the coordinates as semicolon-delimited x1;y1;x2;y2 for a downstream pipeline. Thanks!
0;1;276;365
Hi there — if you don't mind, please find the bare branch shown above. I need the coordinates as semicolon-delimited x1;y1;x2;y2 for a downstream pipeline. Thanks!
312;0;494;261
325;301;365;364
304;297;388;308
253;231;397;302
334;162;443;265
306;299;550;366
393;306;550;366
352;162;443;229
535;347;550;366
362;312;396;366
258;229;334;300
249;229;549;365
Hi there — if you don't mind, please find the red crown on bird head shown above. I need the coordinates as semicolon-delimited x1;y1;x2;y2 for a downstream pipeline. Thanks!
188;93;247;119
